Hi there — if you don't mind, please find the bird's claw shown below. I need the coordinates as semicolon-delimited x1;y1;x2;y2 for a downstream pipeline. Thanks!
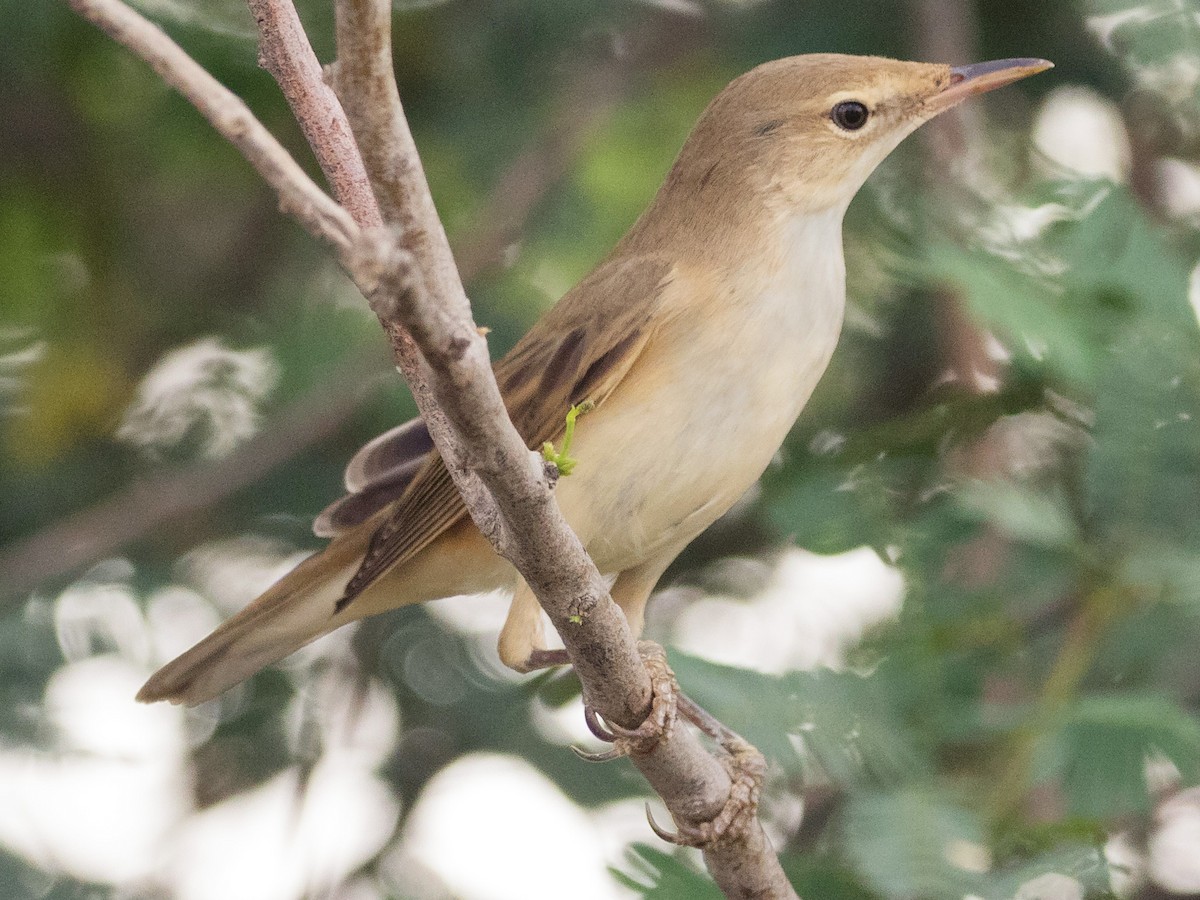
568;641;766;848
572;641;678;761
583;703;618;742
644;740;766;848
570;743;625;763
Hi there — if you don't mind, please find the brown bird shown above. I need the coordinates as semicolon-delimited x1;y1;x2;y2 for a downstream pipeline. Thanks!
138;53;1051;705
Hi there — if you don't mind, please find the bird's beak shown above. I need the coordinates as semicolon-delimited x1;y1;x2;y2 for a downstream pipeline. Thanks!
928;58;1053;113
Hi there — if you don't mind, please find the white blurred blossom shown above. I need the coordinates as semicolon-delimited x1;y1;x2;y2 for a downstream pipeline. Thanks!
0;657;188;885
944;838;991;874
178;535;307;614
1187;260;1200;328
981;410;1092;482
1144;748;1183;797
634;0;705;15
0;330;45;417
1131;53;1200;105
1105;757;1200;897
0;587;400;900
45;655;184;761
128;0;255;38
1015;872;1086;900
1156;157;1200;221
1086;5;1168;53
144;585;222;667
1106;830;1147;896
424;588;553;683
53;562;150;664
974;185;1111;280
1086;2;1200;109
394;754;636;900
671;547;904;674
1032;86;1131;182
164;757;399;900
117;337;278;460
284;666;400;769
1149;787;1200;893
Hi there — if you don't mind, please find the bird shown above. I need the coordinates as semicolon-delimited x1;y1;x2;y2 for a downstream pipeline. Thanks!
138;53;1051;706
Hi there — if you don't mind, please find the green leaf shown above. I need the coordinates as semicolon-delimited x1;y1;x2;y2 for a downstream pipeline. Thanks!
669;653;929;786
1056;694;1200;817
611;844;723;899
955;479;1079;548
843;788;987;900
985;843;1110;900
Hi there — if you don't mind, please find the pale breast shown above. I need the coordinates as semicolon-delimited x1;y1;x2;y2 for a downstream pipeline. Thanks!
556;208;849;572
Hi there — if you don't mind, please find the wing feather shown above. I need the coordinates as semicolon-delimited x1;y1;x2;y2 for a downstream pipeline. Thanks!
330;254;675;607
344;418;434;492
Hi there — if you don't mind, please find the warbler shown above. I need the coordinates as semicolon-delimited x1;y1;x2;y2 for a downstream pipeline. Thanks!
139;53;1051;705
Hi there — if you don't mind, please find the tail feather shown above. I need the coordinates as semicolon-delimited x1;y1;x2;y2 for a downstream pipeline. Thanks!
137;536;365;707
138;517;506;706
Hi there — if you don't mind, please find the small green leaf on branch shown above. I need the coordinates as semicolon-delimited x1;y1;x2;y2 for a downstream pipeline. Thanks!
541;400;595;476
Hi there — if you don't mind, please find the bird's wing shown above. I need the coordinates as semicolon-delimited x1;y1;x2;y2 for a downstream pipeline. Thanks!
327;254;676;606
313;417;434;537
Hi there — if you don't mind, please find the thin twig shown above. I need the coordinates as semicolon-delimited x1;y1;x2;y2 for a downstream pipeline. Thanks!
65;0;797;894
65;0;357;256
0;25;656;604
330;2;795;895
325;2;492;521
328;1;456;279
332;0;653;730
246;0;382;229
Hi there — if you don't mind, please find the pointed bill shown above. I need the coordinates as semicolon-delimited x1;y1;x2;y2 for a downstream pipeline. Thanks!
929;57;1053;113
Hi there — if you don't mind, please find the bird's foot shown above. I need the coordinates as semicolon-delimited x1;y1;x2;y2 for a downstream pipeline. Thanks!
645;734;766;848
567;641;766;848
573;641;678;762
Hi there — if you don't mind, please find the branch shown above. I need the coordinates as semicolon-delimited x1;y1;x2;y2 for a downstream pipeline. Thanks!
0;24;660;604
65;0;797;894
329;0;650;721
329;2;793;894
65;0;356;256
246;0;382;229
910;0;981;162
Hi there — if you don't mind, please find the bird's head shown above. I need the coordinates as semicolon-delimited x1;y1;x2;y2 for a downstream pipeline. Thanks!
658;54;1052;222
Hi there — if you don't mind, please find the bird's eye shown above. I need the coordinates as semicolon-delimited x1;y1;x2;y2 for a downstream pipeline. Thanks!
831;100;870;131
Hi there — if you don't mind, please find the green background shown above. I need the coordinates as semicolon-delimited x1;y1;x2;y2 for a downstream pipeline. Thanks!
2;0;1198;897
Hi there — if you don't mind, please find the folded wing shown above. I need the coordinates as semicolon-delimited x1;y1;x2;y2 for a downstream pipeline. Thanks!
324;255;675;608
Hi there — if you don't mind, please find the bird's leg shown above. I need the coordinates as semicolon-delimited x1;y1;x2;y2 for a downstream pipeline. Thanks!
645;694;767;849
572;640;679;762
522;648;571;669
517;559;764;846
498;581;551;672
571;642;765;847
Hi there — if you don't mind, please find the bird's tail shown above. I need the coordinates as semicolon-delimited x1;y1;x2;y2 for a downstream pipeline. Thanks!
136;532;369;707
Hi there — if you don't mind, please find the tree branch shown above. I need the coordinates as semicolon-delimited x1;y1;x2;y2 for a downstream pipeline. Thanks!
0;22;663;605
329;0;653;727
246;0;382;229
65;0;356;256
65;0;798;894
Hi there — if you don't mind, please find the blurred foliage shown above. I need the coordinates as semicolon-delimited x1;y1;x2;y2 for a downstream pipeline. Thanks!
2;0;1200;899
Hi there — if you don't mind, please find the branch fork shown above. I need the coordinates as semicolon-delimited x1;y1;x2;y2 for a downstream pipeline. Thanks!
65;0;798;895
